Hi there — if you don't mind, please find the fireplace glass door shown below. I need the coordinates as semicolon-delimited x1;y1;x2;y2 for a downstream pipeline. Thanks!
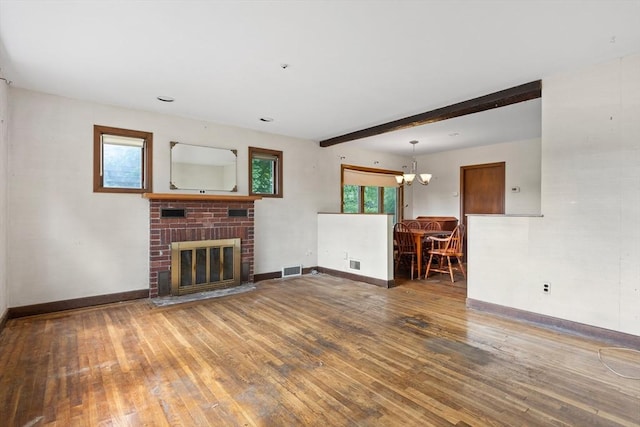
171;238;241;295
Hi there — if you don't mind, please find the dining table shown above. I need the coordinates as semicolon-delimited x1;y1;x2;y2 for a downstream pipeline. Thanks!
408;229;452;279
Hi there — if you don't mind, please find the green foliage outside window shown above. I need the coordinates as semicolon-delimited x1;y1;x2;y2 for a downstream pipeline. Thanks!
343;185;359;213
383;187;398;223
249;147;282;197
342;184;398;220
251;158;275;194
364;186;379;213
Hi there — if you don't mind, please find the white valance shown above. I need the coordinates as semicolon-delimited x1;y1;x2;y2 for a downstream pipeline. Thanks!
102;134;145;147
343;168;399;188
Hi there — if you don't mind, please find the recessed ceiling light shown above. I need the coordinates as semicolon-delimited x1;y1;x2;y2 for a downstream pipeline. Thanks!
157;96;174;102
259;117;274;122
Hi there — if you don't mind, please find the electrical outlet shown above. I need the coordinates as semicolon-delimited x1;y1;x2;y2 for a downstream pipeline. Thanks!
543;282;551;294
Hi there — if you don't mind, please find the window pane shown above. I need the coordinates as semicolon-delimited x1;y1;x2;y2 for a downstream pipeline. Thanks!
383;187;398;223
195;248;207;284
223;246;234;280
363;186;379;213
180;250;192;287
103;143;143;189
343;185;360;213
251;158;275;194
210;247;221;282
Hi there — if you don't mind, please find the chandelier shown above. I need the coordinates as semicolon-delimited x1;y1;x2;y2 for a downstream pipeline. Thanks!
395;140;432;186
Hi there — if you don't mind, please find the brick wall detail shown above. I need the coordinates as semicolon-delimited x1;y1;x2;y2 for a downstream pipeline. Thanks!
148;199;255;298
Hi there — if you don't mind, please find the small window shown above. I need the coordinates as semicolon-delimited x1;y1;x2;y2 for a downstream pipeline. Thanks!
249;147;283;198
93;125;153;193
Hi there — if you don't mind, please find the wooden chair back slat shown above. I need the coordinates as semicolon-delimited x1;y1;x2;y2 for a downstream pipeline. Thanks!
442;224;465;255
403;220;421;230
421;221;442;231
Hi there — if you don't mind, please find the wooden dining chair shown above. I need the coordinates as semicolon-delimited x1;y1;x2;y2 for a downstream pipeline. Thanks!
393;222;418;280
425;224;466;283
420;221;443;260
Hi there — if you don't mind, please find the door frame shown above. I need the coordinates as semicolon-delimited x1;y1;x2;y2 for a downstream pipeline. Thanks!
459;162;506;257
460;161;506;221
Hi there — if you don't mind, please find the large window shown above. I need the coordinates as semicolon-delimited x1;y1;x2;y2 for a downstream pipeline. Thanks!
341;165;402;222
93;125;153;193
249;147;283;198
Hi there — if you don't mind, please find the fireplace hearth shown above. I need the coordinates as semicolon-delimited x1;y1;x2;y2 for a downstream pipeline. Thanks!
145;194;259;298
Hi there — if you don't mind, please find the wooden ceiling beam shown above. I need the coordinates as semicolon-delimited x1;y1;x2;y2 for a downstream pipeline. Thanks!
319;80;542;147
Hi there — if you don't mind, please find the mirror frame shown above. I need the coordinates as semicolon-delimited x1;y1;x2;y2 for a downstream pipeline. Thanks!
170;141;238;192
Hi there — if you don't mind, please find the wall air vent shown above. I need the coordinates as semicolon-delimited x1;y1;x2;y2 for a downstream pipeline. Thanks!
161;208;186;218
228;208;248;217
349;260;361;270
282;265;303;278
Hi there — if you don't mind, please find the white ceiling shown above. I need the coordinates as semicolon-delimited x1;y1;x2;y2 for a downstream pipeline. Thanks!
1;1;639;156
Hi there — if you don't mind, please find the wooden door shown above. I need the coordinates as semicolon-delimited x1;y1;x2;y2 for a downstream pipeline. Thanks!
460;162;505;255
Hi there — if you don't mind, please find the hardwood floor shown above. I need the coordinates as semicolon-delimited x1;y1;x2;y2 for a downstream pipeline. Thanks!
1;274;639;426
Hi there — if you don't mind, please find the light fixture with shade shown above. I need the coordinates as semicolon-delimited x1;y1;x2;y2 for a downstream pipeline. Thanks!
396;140;432;186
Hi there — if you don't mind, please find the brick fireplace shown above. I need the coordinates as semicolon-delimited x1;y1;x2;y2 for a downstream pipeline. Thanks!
145;194;259;298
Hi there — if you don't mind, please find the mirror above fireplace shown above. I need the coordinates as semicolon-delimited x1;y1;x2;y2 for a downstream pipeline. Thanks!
170;142;237;192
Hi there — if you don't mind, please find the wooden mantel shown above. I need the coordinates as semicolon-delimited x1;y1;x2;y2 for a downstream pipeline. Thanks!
142;193;262;202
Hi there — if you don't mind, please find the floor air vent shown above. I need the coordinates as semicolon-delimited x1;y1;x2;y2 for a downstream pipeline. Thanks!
282;265;302;278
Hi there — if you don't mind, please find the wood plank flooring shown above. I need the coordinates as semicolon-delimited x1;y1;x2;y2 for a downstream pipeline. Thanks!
1;274;639;426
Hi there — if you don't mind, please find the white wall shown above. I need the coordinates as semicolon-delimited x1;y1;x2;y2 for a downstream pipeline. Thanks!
8;90;153;306
6;88;409;307
468;53;640;336
0;80;7;318
318;213;393;281
253;138;408;274
410;138;542;218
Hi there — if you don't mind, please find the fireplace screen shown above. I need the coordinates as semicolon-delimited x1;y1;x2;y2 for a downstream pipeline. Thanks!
171;238;241;295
